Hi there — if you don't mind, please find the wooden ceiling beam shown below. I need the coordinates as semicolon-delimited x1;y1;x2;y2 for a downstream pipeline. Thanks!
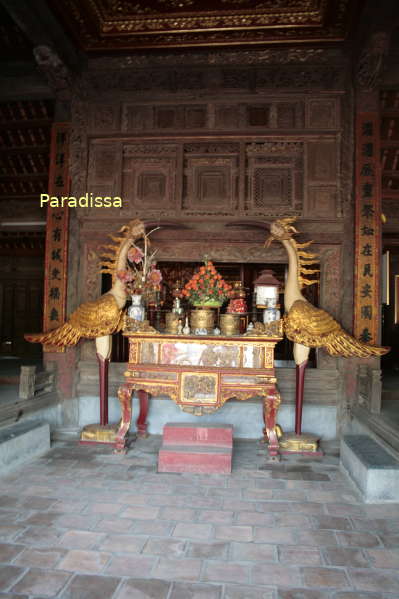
0;0;83;72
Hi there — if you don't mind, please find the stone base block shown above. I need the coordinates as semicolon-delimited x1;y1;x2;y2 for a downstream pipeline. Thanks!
340;434;399;503
163;422;233;447
158;444;232;474
158;422;233;473
0;421;50;477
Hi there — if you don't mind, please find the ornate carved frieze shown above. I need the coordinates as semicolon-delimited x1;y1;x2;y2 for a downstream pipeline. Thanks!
84;64;346;97
49;0;356;51
89;48;345;69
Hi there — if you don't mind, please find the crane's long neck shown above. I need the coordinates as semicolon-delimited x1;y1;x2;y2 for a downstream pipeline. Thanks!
282;238;305;312
108;237;132;309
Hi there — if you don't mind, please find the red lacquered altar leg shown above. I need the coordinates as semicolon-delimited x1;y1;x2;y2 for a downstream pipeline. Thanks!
114;383;133;454
295;359;308;435
263;389;281;458
97;353;109;426
136;389;149;438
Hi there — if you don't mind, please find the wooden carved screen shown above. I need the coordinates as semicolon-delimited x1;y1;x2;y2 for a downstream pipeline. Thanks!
85;137;339;221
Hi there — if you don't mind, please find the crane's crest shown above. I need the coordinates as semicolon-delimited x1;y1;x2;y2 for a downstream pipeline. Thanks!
98;219;145;282
268;217;320;289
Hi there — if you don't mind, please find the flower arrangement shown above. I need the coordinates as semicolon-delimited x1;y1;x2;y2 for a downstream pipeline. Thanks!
182;260;233;307
117;228;162;297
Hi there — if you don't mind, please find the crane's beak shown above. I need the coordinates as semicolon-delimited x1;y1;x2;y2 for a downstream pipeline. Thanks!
264;235;274;249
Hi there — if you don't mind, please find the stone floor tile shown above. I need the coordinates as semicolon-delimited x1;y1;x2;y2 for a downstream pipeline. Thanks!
312;515;353;531
325;504;367;518
94;517;135;534
257;502;293;513
0;498;19;510
14;547;67;568
0;526;25;542
0;513;18;525
186;542;229;559
202;560;249;584
0;544;24;563
57;550;111;574
14;526;63;547
348;568;399;592
10;568;71;597
197;510;234;524
143;538;185;557
274;513;311;528
18;511;64;527
114;577;171;599
288;502;326;515
276;589;330;599
85;502;122;515
169;581;222;599
278;545;322;565
0;593;29;598
19;497;56;511
302;472;330;481
222;500;256;512
173;523;212;541
365;504;399;518
131;520;175;536
271;471;303;480
159;507;196;522
379;534;399;549
252;563;302;586
120;506;160;520
117;494;152;506
0;565;25;591
231;541;276;562
224;584;274;599
272;490;308;501
50;500;88;513
214;525;252;542
59;530;106;550
366;548;399;569
302;566;350;589
105;554;156;577
99;534;147;553
59;573;121;599
333;593;385;599
253;527;296;545
323;546;370;567
56;514;100;530
235;511;275;526
352;518;399;534
336;531;381;548
152;557;202;581
243;489;274;501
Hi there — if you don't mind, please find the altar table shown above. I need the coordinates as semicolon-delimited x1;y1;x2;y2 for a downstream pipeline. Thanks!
115;329;283;456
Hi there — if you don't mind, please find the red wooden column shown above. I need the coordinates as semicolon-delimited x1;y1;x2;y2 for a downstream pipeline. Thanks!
42;123;70;352
353;110;382;345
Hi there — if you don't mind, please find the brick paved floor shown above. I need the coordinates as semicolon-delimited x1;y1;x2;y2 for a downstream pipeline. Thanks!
0;436;398;598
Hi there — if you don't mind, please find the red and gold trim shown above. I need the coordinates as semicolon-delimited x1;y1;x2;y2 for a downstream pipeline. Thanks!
354;112;382;344
43;123;70;352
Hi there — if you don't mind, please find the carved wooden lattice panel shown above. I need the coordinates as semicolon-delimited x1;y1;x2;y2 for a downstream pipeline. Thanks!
184;156;238;211
246;142;303;215
122;143;178;210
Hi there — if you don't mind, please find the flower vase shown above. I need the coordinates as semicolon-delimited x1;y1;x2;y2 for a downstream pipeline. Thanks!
128;294;145;322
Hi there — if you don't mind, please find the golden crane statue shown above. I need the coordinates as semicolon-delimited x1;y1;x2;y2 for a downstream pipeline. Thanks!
265;216;389;453
25;219;146;443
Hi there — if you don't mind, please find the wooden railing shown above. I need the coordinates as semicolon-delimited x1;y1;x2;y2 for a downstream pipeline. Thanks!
18;366;55;400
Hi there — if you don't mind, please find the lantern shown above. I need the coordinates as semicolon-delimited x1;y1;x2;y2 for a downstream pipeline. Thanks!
253;269;281;324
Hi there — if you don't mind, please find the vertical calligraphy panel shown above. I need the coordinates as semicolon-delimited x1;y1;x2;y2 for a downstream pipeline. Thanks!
354;113;381;344
43;123;70;352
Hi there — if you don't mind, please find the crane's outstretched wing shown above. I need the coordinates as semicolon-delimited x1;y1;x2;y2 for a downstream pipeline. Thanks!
284;300;389;358
25;293;124;347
